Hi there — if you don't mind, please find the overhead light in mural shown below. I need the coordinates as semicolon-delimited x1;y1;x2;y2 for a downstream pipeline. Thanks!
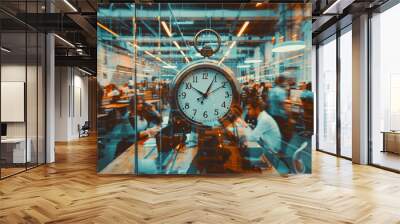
237;21;250;37
272;34;305;53
237;64;251;68
144;50;177;71
97;22;119;38
161;21;173;37
172;41;181;50
54;34;75;48
244;58;262;64
162;65;177;69
1;47;11;53
63;0;78;12
218;21;249;65
162;24;189;63
272;40;306;53
255;3;263;7
128;42;140;49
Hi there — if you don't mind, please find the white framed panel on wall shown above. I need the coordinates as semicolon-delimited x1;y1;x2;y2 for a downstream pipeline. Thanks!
1;81;25;122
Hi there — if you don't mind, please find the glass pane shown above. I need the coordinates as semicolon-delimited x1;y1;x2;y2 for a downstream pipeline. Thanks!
27;30;38;169
97;3;137;174
137;3;313;174
371;5;400;171
1;29;28;177
340;29;352;158
317;37;337;154
38;32;45;165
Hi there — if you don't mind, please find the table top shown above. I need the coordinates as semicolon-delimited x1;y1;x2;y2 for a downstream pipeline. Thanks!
1;138;29;143
101;103;130;110
381;131;400;134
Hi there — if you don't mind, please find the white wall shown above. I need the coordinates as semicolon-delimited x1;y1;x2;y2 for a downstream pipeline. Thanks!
1;63;46;164
55;67;89;141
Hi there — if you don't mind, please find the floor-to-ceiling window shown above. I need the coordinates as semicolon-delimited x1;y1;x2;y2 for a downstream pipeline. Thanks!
317;35;337;154
316;24;353;159
370;3;400;171
339;27;352;158
0;1;46;179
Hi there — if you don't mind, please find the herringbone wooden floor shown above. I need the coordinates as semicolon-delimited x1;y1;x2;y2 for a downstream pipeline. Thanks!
1;137;400;224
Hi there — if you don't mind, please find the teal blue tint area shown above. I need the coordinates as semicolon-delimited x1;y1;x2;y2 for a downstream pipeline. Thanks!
97;3;312;175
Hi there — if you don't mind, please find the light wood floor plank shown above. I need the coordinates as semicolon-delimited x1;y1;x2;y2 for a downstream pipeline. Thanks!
0;136;400;223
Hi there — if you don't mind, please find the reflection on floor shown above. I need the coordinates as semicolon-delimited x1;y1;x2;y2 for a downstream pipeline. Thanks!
0;167;25;178
373;150;400;171
0;136;400;223
0;163;40;179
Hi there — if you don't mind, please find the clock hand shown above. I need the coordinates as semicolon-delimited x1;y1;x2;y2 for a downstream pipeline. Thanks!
192;86;206;97
197;81;225;103
207;84;225;95
204;75;217;97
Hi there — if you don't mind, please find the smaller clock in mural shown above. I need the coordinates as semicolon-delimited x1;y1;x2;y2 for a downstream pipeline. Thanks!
172;61;240;128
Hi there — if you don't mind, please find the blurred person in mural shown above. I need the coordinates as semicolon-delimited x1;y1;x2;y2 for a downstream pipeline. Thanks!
238;98;282;153
104;83;122;100
126;99;161;142
268;76;292;142
300;82;314;134
260;82;271;107
240;81;250;108
160;81;169;107
119;83;130;96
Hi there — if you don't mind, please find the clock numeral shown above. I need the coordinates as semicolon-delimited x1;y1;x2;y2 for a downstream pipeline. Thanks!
214;109;219;116
222;82;227;88
180;92;186;99
203;111;208;118
192;109;197;117
202;73;208;79
213;75;217;83
225;91;231;98
185;82;192;89
221;101;226;108
193;76;198;83
184;103;190;109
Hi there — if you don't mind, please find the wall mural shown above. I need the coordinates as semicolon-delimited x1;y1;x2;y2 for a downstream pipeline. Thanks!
97;3;313;175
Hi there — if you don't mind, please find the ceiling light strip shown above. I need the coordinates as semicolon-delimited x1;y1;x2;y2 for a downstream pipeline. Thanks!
1;47;11;53
63;0;78;12
54;34;75;48
322;0;343;14
78;67;93;76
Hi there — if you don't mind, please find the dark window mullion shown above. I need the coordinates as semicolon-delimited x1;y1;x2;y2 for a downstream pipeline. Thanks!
336;28;341;157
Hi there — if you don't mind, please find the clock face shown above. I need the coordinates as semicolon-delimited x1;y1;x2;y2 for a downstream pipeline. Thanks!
176;68;233;127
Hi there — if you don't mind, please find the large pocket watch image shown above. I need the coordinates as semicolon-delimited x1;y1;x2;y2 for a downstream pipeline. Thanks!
170;29;241;128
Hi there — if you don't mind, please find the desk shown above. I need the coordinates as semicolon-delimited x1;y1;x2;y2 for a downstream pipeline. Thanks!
1;138;31;163
382;131;400;154
99;137;198;174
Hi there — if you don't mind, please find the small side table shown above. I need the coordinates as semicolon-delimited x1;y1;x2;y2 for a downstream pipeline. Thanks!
381;131;400;154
